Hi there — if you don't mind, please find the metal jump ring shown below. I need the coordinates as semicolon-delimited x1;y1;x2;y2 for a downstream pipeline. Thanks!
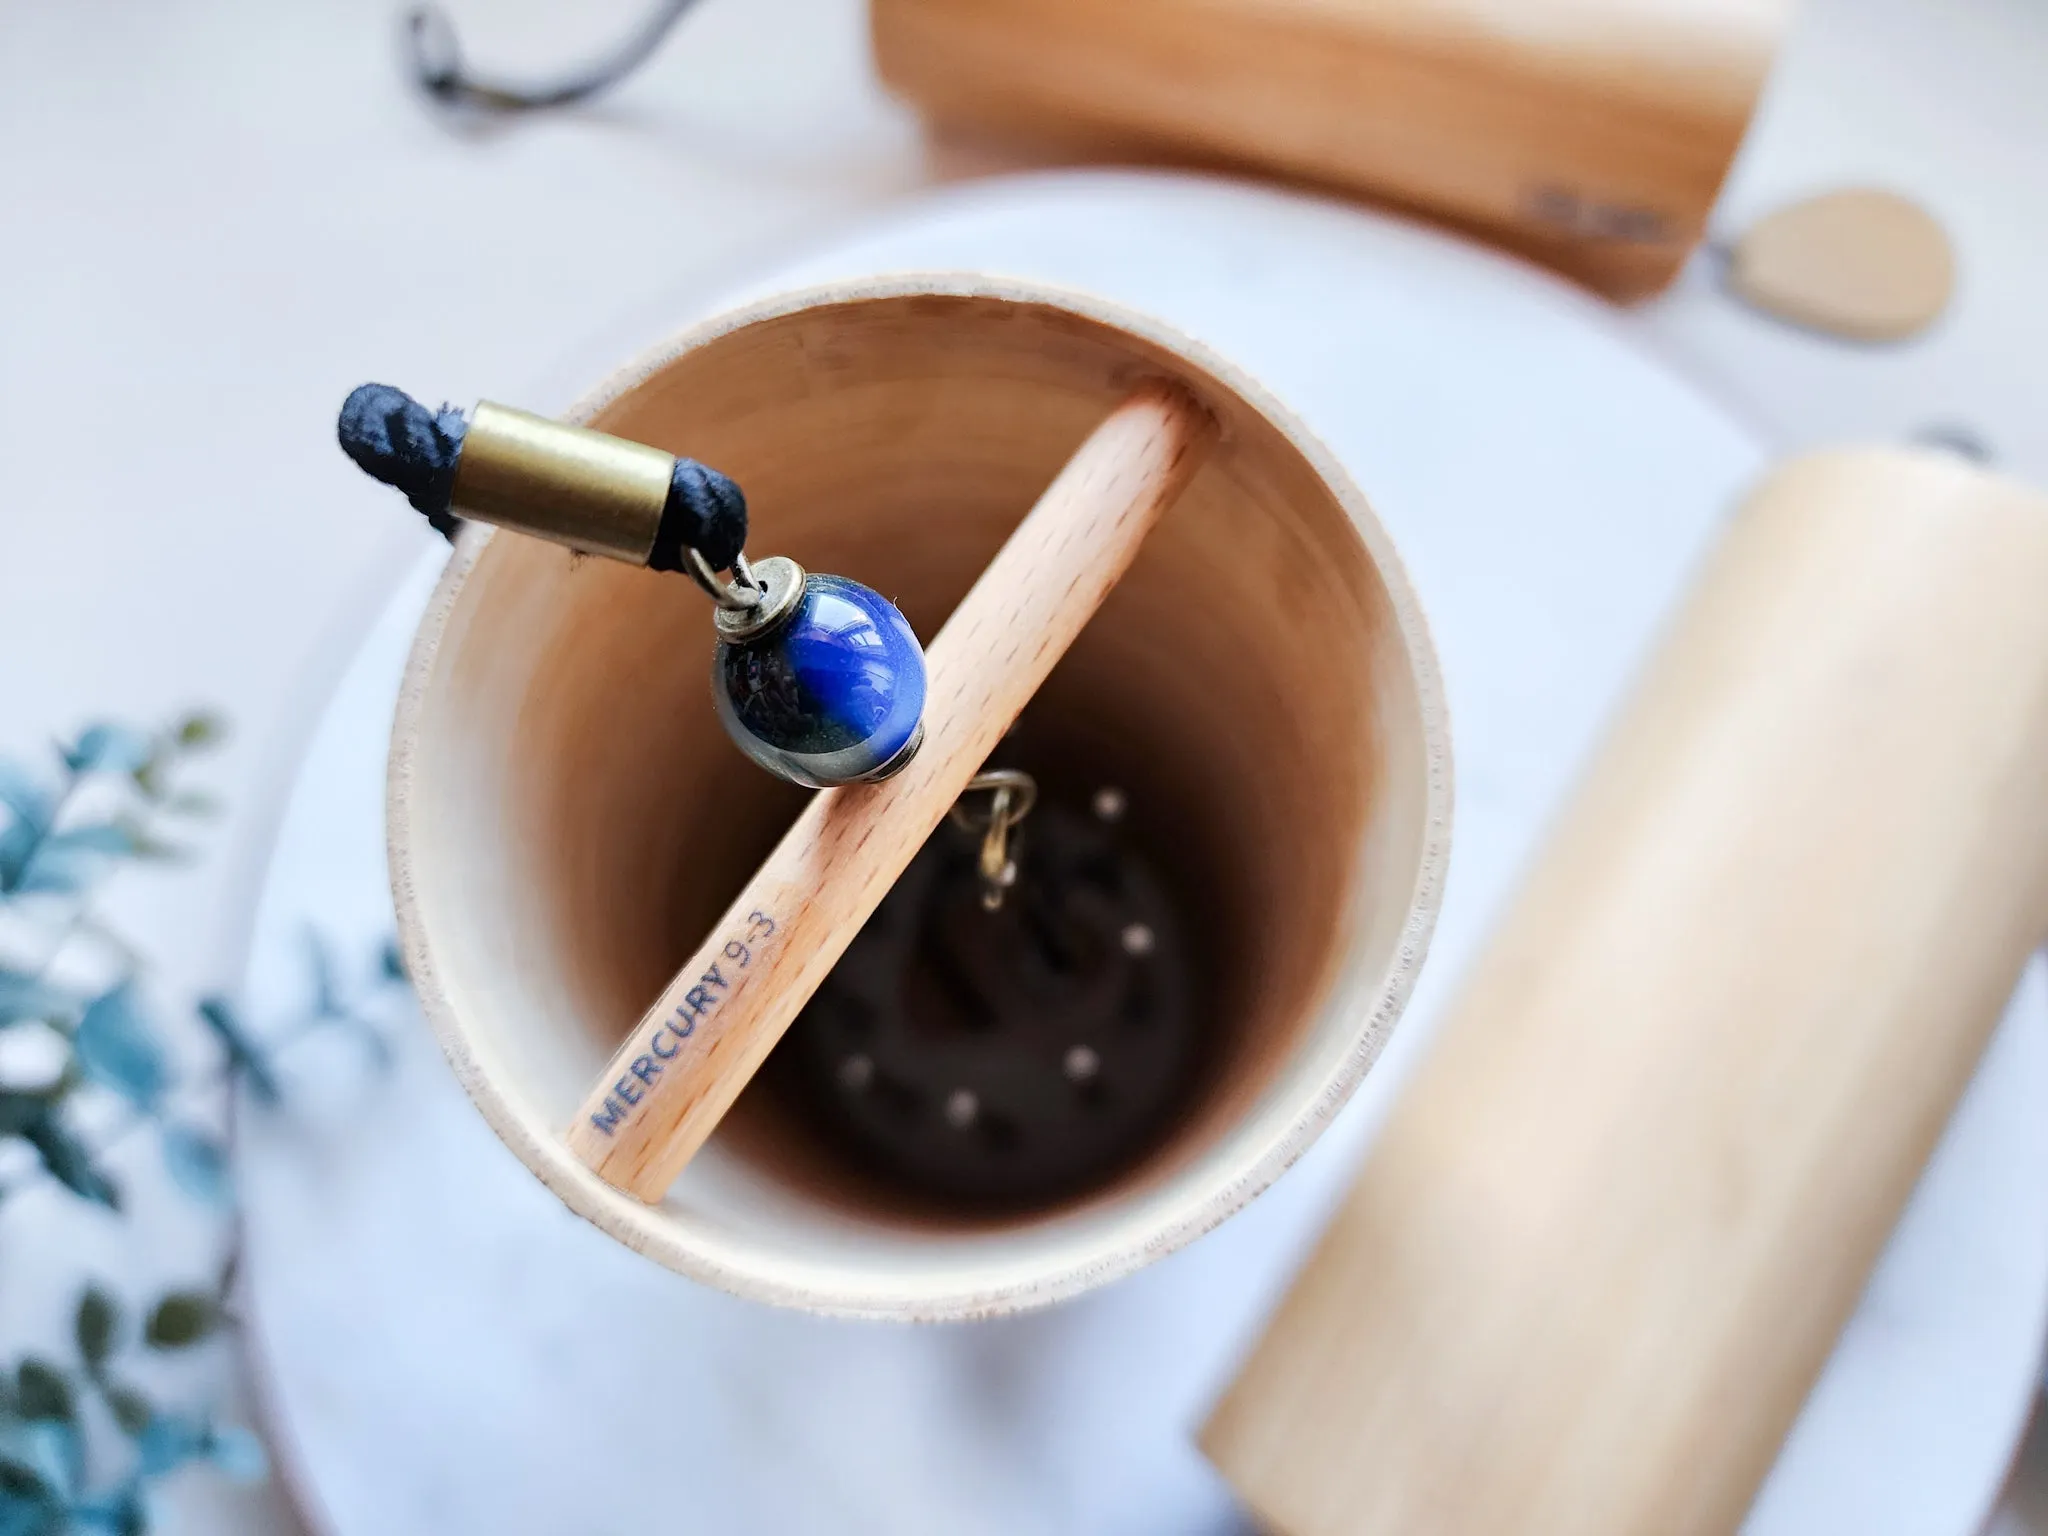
950;769;1039;834
949;769;1039;911
685;548;766;612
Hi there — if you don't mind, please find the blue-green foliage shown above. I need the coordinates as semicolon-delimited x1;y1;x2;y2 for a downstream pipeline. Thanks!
191;998;278;1106
157;1127;229;1208
73;986;166;1114
0;712;403;1532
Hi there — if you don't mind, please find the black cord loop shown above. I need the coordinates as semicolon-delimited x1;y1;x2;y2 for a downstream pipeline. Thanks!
404;0;703;113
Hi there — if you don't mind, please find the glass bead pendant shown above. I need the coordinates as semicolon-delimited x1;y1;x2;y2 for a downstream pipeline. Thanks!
331;381;930;791
709;556;927;788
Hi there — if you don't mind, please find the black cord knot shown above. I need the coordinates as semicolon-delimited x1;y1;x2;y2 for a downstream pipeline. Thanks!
652;457;749;574
336;384;467;540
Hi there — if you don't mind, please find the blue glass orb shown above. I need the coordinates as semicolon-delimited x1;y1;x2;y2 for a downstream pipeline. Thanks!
713;574;927;788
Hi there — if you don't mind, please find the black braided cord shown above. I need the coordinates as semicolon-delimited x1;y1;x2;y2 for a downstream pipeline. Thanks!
335;382;747;569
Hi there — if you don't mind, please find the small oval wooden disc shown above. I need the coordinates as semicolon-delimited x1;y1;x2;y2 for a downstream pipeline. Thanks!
1729;188;1955;342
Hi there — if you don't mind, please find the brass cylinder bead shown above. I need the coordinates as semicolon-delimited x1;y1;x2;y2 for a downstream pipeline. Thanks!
450;402;674;565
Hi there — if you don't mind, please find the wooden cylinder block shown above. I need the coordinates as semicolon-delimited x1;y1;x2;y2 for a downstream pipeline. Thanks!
872;0;1791;300
389;276;1450;1319
1203;448;2048;1534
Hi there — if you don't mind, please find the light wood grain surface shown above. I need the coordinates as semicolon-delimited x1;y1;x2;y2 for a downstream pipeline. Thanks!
874;0;1790;298
563;380;1217;1199
1204;448;2048;1535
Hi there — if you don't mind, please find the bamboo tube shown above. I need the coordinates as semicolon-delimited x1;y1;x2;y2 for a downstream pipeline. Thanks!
563;381;1217;1201
389;277;1448;1317
1202;448;2048;1535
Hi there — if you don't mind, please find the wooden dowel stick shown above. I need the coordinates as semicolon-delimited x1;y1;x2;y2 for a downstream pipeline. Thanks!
564;381;1218;1200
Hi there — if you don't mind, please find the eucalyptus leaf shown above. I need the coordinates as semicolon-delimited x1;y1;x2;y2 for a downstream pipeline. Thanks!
16;828;135;894
59;1488;144;1536
0;829;34;896
117;830;188;864
201;1423;266;1484
0;762;55;897
171;713;225;751
60;727;152;777
12;1364;70;1427
73;1290;118;1369
125;760;163;803
142;1295;215;1351
0;1418;75;1502
159;1127;229;1207
26;820;180;868
7;850;87;897
305;931;340;1017
193;997;278;1105
0;1070;75;1138
0;1486;56;1536
0;973;72;1028
15;841;113;896
133;1413;205;1477
351;1017;394;1072
31;1426;73;1507
72;985;165;1112
36;826;135;859
380;937;407;983
0;1094;47;1138
102;1385;151;1439
21;1116;118;1210
0;761;54;830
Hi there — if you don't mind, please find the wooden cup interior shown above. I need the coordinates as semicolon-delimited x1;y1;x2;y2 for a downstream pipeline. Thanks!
396;285;1443;1315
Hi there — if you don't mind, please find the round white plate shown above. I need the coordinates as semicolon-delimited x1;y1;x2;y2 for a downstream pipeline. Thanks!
236;171;2048;1536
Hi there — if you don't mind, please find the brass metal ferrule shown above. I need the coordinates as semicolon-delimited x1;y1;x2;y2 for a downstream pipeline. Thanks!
450;402;673;564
